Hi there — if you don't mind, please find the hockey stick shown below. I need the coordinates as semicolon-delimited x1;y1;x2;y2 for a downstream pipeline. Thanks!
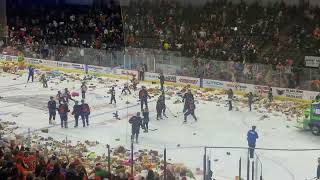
165;105;178;118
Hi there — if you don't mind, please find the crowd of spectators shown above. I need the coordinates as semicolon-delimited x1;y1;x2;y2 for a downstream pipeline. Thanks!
0;139;190;180
123;0;320;67
5;0;123;59
3;0;320;66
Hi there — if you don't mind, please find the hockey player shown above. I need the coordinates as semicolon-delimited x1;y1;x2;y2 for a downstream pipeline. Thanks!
47;96;56;124
268;87;273;102
182;89;194;113
159;72;165;91
142;108;149;133
247;126;259;158
159;92;167;118
121;83;131;95
81;82;88;99
248;92;254;111
40;74;48;88
131;75;138;91
72;101;81;128
129;112;143;143
56;91;64;104
27;66;35;83
156;97;164;120
184;99;197;123
63;88;74;103
227;89;233;111
58;101;69;128
80;100;91;127
139;86;151;110
109;87;116;104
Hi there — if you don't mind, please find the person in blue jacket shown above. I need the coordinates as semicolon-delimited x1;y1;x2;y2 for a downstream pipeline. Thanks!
27;66;35;83
247;126;259;158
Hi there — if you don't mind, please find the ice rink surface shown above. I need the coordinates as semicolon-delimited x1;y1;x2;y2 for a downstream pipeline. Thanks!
0;72;319;180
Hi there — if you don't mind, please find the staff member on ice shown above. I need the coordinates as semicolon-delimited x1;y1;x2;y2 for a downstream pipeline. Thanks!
247;126;259;158
72;101;82;128
248;92;254;111
81;82;88;99
80;99;91;127
227;89;233;111
47;96;56;124
109;87;116;105
129;112;143;143
159;72;165;91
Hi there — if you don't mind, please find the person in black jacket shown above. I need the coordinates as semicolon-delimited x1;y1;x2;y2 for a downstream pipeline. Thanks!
159;72;165;91
156;97;164;120
109;87;116;104
72;101;81;128
47;96;56;124
182;89;194;113
80;100;91;127
184;99;197;123
129;112;142;143
139;86;151;110
159;92;167;118
81;82;88;99
121;83;131;95
63;88;74;103
227;89;233;111
142;108;149;133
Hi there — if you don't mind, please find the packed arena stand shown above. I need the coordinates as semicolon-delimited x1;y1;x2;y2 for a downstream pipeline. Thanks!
0;140;183;180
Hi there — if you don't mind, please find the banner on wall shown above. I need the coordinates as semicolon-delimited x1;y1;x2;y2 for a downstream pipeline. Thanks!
164;74;176;82
144;72;159;81
71;63;83;70
26;58;41;65
303;91;318;100
0;54;4;61
176;76;200;86
5;55;18;62
225;82;248;92
305;56;320;68
115;69;139;77
203;79;224;89
284;89;304;99
254;85;270;94
40;59;58;67
57;62;72;68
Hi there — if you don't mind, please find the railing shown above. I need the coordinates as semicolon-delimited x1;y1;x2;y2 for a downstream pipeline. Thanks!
1;44;320;91
18;125;320;180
